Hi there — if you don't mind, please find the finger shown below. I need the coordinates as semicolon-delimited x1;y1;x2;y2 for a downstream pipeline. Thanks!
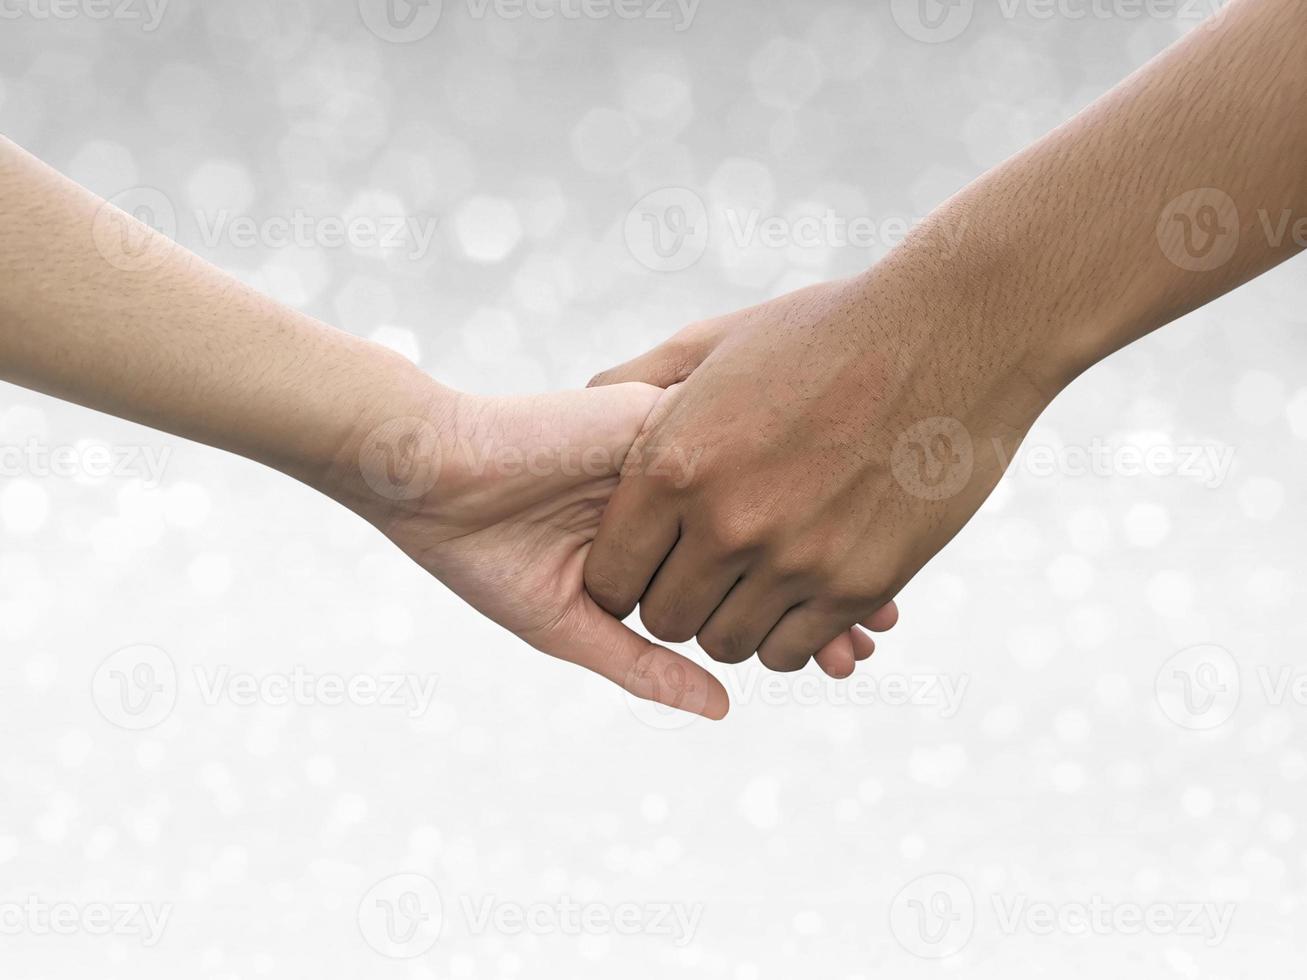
757;603;849;674
584;481;679;619
864;601;899;632
638;541;743;643
538;592;729;721
851;626;876;661
587;318;728;389
696;576;798;666
813;629;857;679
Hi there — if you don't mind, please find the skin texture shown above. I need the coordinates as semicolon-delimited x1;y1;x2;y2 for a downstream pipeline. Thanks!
336;386;898;712
0;137;895;722
586;0;1307;671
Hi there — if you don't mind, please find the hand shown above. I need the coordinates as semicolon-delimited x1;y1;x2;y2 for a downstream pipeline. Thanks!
584;258;1055;673
334;379;895;719
330;381;730;719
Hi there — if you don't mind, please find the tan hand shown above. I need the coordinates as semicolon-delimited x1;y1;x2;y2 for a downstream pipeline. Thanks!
585;270;1048;673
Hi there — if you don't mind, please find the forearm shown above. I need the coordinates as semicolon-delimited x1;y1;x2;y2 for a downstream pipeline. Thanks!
0;137;446;508
0;141;729;715
882;0;1306;391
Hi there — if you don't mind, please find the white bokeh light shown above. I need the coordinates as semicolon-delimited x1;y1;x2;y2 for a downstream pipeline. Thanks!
452;196;524;264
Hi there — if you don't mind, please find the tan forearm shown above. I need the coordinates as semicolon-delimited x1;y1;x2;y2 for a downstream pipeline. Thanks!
0;137;445;491
892;0;1307;389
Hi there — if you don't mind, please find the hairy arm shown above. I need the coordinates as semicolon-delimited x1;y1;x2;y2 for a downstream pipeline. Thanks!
585;0;1307;671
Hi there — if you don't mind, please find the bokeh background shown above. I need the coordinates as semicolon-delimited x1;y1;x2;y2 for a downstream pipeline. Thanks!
2;0;1305;976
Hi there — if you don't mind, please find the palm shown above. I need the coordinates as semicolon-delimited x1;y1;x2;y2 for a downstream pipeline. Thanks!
381;383;730;720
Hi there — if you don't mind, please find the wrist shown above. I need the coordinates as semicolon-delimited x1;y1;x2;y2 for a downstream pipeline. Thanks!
886;198;1117;399
308;340;461;531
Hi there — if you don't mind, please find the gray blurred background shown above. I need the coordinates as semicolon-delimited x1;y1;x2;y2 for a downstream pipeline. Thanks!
1;0;1305;976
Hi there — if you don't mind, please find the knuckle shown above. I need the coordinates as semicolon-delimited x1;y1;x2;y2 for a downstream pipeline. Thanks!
825;568;895;609
639;600;693;644
666;344;702;382
856;576;897;608
698;627;753;665
705;512;766;556
769;546;822;581
584;565;636;618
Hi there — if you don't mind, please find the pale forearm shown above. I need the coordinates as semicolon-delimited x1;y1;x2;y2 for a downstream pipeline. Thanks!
0;137;446;501
886;0;1306;389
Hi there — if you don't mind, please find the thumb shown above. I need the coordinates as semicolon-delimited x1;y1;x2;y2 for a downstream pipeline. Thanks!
588;317;728;389
540;594;729;721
